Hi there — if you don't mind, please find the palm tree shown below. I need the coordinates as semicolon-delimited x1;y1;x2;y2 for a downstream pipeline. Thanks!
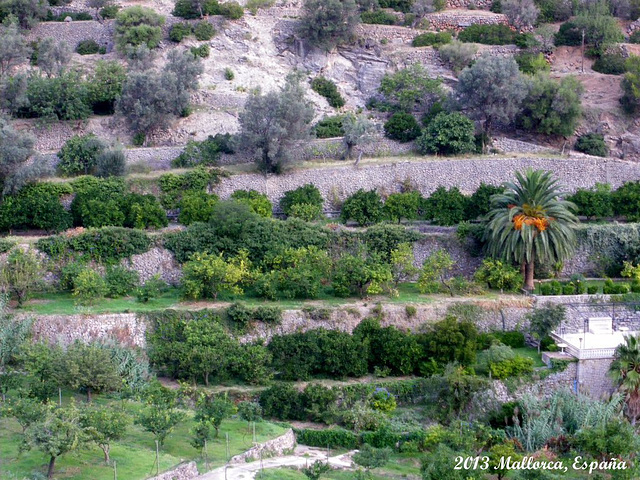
484;169;579;291
610;334;640;426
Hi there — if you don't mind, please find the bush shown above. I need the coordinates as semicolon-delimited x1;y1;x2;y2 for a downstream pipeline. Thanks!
73;269;107;305
592;53;627;75
416;112;476;156
298;0;358;50
383;112;421;142
554;21;583;46
314;116;344;138
562;283;575;295
536;0;572;23
59;260;87;292
100;4;120;18
0;184;72;234
37;227;151;263
260;384;304;420
75;40;101;55
630;30;640;44
169;23;192;42
190;44;210;58
474;259;523;292
88;60;127;115
172;137;221;168
280;184;324;217
360;10;397;24
295;428;359;449
603;279;630;294
383;191;422;223
159;167;221;209
567;183;613;219
115;6;165;52
289;203;323;221
105;265;140;298
490;355;534;379
254;305;282;324
458;23;516;45
218;1;244;19
95;149;126;178
495;330;525;348
178;192;218;225
57;134;107;177
412;31;452;47
422;186;467;226
136;275;165;302
224;67;234;80
515;52;550;74
311;76;345;108
194;21;216;40
230;190;272;217
16;71;91;121
587;284;599;294
341;189;384;226
438;40;478;73
575;133;608;157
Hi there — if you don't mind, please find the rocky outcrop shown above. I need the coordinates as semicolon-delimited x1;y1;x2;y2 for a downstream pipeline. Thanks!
228;429;297;464
149;462;199;480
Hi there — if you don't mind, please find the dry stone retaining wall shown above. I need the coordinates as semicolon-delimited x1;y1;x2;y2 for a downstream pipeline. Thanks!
148;462;199;480
425;10;508;31
26;20;113;50
228;429;296;464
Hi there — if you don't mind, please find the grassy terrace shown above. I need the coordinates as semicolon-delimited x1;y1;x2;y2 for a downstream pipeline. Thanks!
0;391;289;480
17;283;527;315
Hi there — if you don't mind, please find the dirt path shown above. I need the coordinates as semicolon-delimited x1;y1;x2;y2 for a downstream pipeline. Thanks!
196;446;355;479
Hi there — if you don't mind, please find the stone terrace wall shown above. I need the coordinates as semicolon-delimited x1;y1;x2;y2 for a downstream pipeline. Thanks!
213;156;640;209
229;429;296;464
447;0;492;8
425;10;508;32
26;20;113;50
578;358;616;400
149;462;199;480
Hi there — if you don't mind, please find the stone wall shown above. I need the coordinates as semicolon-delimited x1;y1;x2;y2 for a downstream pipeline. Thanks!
228;429;296;464
125;247;183;285
148;462;199;480
577;358;616;400
447;0;493;8
425;10;508;32
517;361;578;398
213;156;640;209
26;20;113;51
412;233;482;277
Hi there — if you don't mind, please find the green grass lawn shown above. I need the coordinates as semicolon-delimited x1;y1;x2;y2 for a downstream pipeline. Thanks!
0;394;289;480
18;282;517;315
513;347;546;368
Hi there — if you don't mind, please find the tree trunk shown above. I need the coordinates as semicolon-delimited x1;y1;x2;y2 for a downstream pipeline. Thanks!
87;387;92;403
524;262;535;292
204;371;210;387
47;456;57;479
102;444;110;464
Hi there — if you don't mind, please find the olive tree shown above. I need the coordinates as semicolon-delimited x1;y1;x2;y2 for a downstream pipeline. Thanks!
237;73;314;173
36;37;72;77
341;112;376;161
0;21;29;78
502;0;539;31
298;0;359;51
0;117;37;195
453;54;528;138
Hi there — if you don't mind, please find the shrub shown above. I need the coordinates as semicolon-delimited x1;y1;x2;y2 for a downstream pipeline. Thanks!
383;112;421;142
194;21;215;40
298;0;358;50
172;137;221;168
218;1;244;19
437;40;478;73
226;302;254;329
280;184;324;217
190;44;210;58
341;189;384;226
562;283;575;295
57;134;107;177
416;112;476;156
253;305;282;324
575;133;608;157
592;53;627;75
100;4;120;18
0;248;42;306
587;284;599;294
115;6;165;52
136;275;165;302
422;186;467;226
95;149;126;178
75;40;101;55
360;10;397;24
630;30;640;44
490;355;534;379
383;191;422;223
230;190;272;217
412;31;452;47
603;279;630;294
474;259;523;292
495;330;525;348
181;251;249;300
311;76;345;108
16;71;91;121
169;23;192;42
314;116;344;138
536;0;571;23
73;269;107;305
515;52;550;74
159;167;221;209
105;265;140;298
458;23;516;45
289;203;323;221
295;428;359;449
224;68;234;80
88;60;127;115
260;384;304;420
178;192;218;225
554;21;583;46
567;183;613;218
172;0;206;18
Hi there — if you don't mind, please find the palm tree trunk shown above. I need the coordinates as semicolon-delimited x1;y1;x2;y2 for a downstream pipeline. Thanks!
524;262;535;292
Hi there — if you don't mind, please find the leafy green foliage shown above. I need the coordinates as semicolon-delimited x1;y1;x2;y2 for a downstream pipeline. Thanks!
169;22;192;42
361;9;397;24
178;191;218;225
567;183;613;218
280;184;324;217
378;64;443;113
332;250;393;297
65;341;122;400
88;60;126;115
81;405;131;463
114;6;165;52
535;0;572;22
437;40;477;74
622;55;640;114
574;133;608;157
422;186;467;226
474;259;523;292
194;20;215;40
384;112;421;142
517;74;583;137
340;189;384;226
57;134;106;177
75;40;101;55
0;183;72;233
458;23;517;45
416;112;476;156
0;248;42;306
555;4;624;54
592;52;627;75
298;0;359;50
383;191;422;223
515;52;550;74
182;251;251;300
310;76;345;108
230;189;272;217
412;31;452;47
314;115;345;138
73;268;107;305
135;275;165;303
527;304;565;352
104;265;140;298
